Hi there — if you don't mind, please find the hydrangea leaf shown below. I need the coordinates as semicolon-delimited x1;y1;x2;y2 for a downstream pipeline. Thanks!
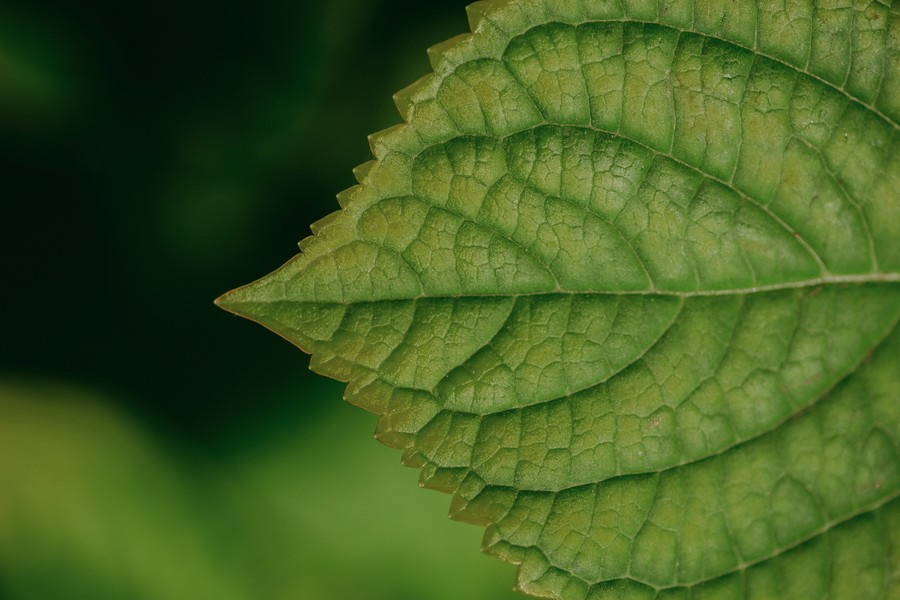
218;1;900;598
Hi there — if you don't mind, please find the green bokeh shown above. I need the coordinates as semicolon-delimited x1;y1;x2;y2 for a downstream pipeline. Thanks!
0;380;520;599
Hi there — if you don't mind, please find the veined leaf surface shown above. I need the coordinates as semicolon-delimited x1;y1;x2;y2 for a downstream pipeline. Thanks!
218;1;900;598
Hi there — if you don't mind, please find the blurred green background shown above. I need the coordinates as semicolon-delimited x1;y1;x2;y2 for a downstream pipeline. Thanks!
0;1;523;597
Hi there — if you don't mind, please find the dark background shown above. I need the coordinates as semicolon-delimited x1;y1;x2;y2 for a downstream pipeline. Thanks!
1;0;468;437
0;1;523;598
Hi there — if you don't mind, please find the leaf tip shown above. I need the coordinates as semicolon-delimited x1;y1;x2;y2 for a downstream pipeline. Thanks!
214;273;280;324
213;285;253;319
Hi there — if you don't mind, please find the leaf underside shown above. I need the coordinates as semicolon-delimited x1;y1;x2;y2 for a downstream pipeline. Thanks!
218;1;900;598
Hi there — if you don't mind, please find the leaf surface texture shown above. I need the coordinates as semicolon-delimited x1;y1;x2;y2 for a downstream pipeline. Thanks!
219;1;900;597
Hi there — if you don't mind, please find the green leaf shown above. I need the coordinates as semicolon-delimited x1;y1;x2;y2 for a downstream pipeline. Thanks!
218;1;900;598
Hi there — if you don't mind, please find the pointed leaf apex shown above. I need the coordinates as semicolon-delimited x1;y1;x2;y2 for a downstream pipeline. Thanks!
214;284;255;319
215;265;289;322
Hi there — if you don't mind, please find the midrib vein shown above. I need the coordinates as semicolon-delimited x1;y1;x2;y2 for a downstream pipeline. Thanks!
266;273;900;306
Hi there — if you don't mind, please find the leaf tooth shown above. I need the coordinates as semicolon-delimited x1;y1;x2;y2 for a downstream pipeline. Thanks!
375;417;413;450
367;124;405;159
465;0;513;31
511;553;563;600
344;376;391;415
417;462;440;486
392;73;432;122
401;447;428;469
375;429;412;450
465;1;493;31
427;33;473;70
448;474;504;524
454;473;486;504
335;184;361;208
419;464;469;494
352;160;377;184
336;185;362;208
309;211;341;235
297;234;315;252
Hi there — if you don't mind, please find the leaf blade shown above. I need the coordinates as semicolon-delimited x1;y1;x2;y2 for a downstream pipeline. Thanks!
219;1;900;597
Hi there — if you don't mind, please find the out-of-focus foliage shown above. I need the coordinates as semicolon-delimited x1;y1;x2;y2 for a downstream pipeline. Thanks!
0;382;248;600
0;0;524;597
0;380;521;599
